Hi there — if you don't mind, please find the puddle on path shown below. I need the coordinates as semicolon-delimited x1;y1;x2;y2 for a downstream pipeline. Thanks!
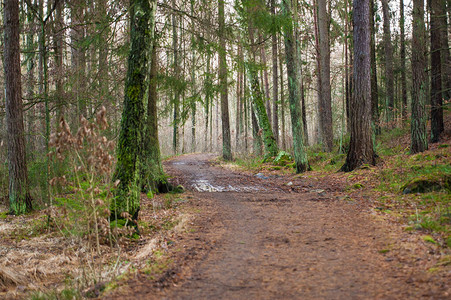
191;179;264;193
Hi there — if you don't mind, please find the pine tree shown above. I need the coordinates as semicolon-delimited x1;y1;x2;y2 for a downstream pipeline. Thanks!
341;0;375;172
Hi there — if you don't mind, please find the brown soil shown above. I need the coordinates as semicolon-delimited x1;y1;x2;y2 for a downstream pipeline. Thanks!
108;153;450;299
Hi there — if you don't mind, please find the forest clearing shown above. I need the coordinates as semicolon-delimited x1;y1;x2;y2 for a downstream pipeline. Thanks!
0;0;450;298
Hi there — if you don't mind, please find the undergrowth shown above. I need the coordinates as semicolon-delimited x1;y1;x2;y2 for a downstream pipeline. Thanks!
231;122;450;248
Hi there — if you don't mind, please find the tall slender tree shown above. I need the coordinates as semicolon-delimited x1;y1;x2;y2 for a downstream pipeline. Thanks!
370;0;379;133
271;0;279;146
317;0;333;151
4;0;32;214
281;0;309;173
341;0;375;171
411;0;428;153
429;0;444;143
399;0;407;121
381;0;394;125
219;0;232;160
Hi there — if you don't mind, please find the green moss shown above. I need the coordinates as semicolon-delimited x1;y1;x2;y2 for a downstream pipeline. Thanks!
402;173;451;194
273;151;293;166
422;235;437;244
353;183;364;189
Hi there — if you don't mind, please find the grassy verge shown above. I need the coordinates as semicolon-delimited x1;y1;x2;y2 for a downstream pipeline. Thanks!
230;125;450;248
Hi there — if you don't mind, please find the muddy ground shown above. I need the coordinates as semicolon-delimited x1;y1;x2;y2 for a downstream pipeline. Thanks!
108;153;450;299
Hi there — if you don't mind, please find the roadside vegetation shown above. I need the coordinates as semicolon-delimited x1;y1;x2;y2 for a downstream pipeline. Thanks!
232;112;451;250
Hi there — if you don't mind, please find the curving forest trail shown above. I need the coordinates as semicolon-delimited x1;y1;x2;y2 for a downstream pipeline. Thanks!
110;153;450;299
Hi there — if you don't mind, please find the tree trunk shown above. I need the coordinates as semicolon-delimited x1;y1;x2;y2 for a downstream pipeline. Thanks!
190;0;197;153
411;0;428;153
219;0;232;160
429;0;444;143
271;0;279;146
341;0;375;172
317;0;333;151
236;44;243;153
246;25;278;159
26;0;36;157
259;34;272;126
112;0;157;219
4;0;32;214
70;0;87;119
204;50;211;152
399;0;408;121
54;0;64;119
370;0;380;133
281;0;309;173
279;35;287;150
143;46;165;192
381;0;394;125
98;0;110;107
439;0;451;101
345;0;351;134
172;0;180;154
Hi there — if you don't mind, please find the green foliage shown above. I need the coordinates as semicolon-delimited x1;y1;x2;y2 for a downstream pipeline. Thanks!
234;155;264;171
422;235;437;244
273;151;293;166
29;288;82;300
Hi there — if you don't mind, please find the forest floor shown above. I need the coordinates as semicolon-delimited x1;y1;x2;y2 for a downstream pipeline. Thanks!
106;152;451;299
0;116;450;299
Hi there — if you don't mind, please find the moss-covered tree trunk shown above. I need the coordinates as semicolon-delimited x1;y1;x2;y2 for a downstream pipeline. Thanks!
142;45;165;193
281;0;309;173
112;0;157;219
410;0;428;153
246;25;278;159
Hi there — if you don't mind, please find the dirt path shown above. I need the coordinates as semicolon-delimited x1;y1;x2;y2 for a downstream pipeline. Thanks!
112;153;449;299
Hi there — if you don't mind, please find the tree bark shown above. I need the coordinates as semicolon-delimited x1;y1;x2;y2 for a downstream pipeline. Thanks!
54;0;64;119
429;0;444;143
219;0;232;160
4;0;32;214
439;0;451;101
279;35;287;150
399;0;407;121
246;20;278;158
271;0;279;146
172;0;180;154
70;0;87;119
112;0;157;219
381;0;395;125
370;0;380;132
341;0;375;172
281;0;309;173
411;0;428;153
317;0;333;151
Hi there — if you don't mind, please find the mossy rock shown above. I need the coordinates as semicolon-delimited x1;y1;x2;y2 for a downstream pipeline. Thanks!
273;151;293;166
401;173;451;194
